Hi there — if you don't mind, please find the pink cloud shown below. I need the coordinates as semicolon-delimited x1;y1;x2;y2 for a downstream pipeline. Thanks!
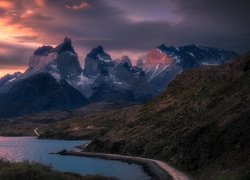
65;2;89;10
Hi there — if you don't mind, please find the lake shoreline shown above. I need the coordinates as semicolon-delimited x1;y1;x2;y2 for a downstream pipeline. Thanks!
0;136;151;179
59;150;174;180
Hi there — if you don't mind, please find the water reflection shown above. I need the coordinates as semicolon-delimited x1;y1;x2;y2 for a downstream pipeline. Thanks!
0;136;150;180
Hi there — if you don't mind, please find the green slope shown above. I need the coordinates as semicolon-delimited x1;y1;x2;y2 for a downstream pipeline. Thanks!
0;159;114;180
84;54;250;179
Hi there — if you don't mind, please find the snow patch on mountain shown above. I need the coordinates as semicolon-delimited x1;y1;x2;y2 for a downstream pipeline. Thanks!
8;78;16;83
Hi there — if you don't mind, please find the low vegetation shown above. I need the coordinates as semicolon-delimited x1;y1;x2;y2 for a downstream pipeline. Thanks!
0;159;114;180
84;54;250;179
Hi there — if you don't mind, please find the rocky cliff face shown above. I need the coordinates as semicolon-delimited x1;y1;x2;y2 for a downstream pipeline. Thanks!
0;73;89;118
137;44;238;95
82;45;151;102
27;37;82;80
84;45;114;76
0;38;239;117
157;44;238;68
0;72;22;88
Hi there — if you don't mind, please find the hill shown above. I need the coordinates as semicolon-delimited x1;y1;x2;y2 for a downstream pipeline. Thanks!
84;53;250;179
1;53;249;179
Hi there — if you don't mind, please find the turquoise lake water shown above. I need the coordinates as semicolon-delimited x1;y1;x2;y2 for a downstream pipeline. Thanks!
0;136;151;180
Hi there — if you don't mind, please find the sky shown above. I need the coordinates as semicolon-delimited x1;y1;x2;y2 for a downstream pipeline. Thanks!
0;0;250;77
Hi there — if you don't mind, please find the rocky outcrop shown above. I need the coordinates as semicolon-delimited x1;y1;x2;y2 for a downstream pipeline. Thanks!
0;73;89;118
0;38;240;117
84;45;114;76
137;44;238;95
0;72;22;88
27;37;82;81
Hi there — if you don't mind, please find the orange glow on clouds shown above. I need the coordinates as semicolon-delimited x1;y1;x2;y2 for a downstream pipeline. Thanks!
0;17;40;47
0;0;47;47
21;10;35;18
0;66;26;78
35;0;46;7
0;1;14;9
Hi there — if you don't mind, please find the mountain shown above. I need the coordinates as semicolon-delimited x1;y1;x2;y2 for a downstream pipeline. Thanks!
37;53;249;179
0;72;22;88
0;38;151;117
86;54;249;179
157;44;238;68
0;73;89;118
0;37;89;118
84;45;114;76
138;44;238;95
0;38;239;117
27;36;82;79
81;45;151;102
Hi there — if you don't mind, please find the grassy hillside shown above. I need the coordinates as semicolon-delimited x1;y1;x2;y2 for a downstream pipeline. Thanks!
0;102;130;138
0;159;114;180
85;54;250;179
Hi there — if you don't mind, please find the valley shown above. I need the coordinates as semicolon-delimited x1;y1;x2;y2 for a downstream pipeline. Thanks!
1;53;249;179
0;1;249;179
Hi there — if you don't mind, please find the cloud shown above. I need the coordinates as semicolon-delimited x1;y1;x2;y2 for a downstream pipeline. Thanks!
34;0;249;53
65;2;89;10
0;0;250;73
14;35;40;43
35;0;46;7
0;41;34;66
0;1;15;9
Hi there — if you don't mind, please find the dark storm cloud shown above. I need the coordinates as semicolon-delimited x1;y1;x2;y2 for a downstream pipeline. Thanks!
75;21;181;51
0;0;250;71
46;0;249;53
170;0;250;52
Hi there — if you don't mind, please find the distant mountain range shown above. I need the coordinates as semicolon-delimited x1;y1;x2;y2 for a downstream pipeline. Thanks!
5;51;248;179
0;37;238;117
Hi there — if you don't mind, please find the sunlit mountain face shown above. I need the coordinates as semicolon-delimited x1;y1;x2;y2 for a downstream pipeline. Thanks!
144;49;173;68
0;0;249;78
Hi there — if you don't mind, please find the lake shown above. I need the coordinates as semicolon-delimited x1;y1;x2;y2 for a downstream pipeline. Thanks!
0;136;151;180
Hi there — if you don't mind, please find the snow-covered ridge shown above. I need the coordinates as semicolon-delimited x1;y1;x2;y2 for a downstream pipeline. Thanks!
0;38;239;105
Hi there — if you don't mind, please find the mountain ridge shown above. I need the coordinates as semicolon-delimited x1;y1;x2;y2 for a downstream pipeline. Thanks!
3;53;248;179
0;38;239;117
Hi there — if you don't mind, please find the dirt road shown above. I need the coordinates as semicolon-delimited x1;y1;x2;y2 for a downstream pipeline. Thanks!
60;151;191;180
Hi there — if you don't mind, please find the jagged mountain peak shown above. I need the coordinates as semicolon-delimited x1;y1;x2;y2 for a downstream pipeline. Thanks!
55;36;77;55
120;56;132;67
158;43;166;49
84;45;113;76
0;41;241;118
33;37;77;56
33;45;54;56
87;45;110;60
0;72;22;88
158;44;176;50
136;59;144;68
96;45;104;51
157;44;178;53
154;43;239;69
27;37;82;79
